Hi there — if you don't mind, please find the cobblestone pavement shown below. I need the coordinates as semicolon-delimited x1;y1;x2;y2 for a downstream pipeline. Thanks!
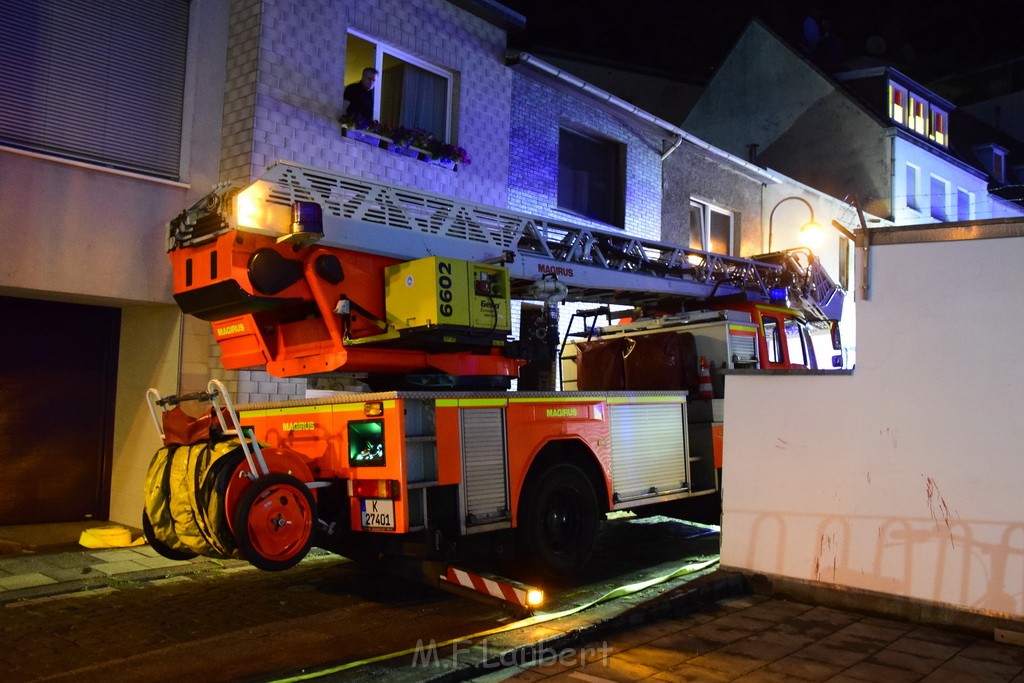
3;530;1024;682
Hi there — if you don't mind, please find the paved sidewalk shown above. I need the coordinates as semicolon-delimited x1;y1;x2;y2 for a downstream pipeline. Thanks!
0;543;250;604
463;593;1024;682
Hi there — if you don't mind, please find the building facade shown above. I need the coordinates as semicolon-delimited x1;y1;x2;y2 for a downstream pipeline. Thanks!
683;20;1024;227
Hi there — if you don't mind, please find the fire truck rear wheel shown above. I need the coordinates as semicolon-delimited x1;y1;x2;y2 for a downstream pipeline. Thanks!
518;463;599;582
232;473;317;572
141;508;198;561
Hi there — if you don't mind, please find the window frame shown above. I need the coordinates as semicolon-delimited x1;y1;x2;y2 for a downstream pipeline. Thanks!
689;199;735;255
556;126;626;228
347;30;454;142
889;83;907;125
930;174;950;221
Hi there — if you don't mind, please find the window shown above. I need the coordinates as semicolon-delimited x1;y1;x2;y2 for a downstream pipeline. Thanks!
763;317;781;364
689;200;734;254
930;175;949;221
957;189;972;221
558;128;625;227
908;94;927;134
905;164;920;210
930;108;948;146
347;32;453;141
785;319;807;367
889;84;906;125
0;0;189;180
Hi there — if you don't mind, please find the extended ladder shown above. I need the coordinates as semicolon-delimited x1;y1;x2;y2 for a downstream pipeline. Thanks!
171;160;843;322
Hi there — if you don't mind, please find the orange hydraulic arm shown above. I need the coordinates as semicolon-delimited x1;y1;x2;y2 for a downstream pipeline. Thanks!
167;188;523;381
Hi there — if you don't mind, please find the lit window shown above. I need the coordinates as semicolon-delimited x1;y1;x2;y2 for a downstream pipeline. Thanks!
889;84;906;124
930;109;948;146
908;95;927;134
347;32;453;141
558;128;625;227
689;200;734;255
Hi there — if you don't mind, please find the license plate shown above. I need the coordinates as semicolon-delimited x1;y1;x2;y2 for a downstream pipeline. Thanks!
360;498;395;531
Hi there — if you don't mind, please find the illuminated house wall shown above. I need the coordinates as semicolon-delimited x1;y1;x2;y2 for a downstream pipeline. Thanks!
222;0;516;207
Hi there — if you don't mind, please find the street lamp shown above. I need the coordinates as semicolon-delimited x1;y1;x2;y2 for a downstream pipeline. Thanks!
768;196;822;251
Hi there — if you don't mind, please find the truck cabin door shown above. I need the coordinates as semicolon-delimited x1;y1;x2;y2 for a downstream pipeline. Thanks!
760;313;814;369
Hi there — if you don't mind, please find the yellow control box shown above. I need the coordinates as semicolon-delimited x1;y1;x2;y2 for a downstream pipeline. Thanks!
384;256;510;333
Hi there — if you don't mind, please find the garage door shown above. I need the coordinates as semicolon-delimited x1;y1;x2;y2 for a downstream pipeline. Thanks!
0;296;120;524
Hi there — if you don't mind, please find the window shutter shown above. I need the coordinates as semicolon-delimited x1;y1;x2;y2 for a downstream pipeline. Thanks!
0;0;189;180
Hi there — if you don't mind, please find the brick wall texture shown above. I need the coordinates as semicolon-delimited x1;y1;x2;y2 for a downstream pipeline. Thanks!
507;72;664;242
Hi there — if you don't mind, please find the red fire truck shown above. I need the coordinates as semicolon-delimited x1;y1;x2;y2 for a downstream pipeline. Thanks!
146;161;843;595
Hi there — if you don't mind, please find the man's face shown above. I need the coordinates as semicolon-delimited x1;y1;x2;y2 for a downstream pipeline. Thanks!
362;72;377;89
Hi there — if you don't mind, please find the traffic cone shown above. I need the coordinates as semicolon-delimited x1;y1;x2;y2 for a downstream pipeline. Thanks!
697;356;713;399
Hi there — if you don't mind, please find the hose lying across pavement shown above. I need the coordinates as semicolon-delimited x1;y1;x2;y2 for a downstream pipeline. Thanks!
273;555;720;682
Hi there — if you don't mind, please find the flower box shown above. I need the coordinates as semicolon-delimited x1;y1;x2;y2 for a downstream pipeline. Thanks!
341;125;389;149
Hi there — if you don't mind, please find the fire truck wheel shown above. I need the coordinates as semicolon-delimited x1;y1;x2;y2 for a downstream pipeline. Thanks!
232;473;317;572
518;463;600;582
141;509;198;561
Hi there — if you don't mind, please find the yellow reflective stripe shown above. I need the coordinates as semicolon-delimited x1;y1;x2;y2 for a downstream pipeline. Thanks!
241;405;333;418
508;396;601;404
728;324;757;334
454;398;507;407
607;395;686;405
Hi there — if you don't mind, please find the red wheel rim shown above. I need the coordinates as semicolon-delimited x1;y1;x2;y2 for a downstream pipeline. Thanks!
242;481;314;562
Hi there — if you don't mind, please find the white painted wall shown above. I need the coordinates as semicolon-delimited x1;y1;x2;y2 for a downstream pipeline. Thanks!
721;228;1024;619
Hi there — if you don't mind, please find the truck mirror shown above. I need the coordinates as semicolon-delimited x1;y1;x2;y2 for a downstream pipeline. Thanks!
832;354;843;368
830;321;842;350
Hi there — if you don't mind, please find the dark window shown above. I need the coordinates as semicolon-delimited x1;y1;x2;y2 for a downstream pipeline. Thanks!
0;0;189;180
558;128;625;227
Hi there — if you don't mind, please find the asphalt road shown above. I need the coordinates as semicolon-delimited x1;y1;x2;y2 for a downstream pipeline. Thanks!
1;514;719;682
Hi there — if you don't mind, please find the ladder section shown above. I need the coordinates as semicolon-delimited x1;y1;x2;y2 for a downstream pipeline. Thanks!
255;162;792;307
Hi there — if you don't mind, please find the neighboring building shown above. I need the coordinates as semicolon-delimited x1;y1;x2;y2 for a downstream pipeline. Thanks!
504;52;877;370
683;20;1024;227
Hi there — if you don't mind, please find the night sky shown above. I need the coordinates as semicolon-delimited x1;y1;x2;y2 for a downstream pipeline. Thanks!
504;0;1024;87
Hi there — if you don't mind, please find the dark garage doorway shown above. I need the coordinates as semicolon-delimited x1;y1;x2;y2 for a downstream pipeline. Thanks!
0;296;120;524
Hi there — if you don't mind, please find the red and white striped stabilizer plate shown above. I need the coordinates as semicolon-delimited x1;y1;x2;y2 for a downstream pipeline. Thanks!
440;566;534;610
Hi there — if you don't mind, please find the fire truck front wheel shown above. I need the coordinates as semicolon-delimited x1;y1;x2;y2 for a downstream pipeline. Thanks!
232;473;317;571
518;463;600;582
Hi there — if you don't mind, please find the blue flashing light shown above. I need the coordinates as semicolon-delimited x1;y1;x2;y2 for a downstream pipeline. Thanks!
769;287;789;303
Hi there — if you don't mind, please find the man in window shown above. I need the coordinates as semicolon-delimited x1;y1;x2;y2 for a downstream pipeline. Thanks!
342;67;378;122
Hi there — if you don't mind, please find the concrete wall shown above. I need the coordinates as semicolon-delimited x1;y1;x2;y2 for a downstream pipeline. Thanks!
721;224;1024;620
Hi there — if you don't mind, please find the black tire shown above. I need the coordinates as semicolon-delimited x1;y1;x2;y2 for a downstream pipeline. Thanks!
517;463;600;582
141;508;198;561
232;473;316;572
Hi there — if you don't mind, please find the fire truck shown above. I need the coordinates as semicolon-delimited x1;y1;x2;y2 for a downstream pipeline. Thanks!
146;161;843;595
